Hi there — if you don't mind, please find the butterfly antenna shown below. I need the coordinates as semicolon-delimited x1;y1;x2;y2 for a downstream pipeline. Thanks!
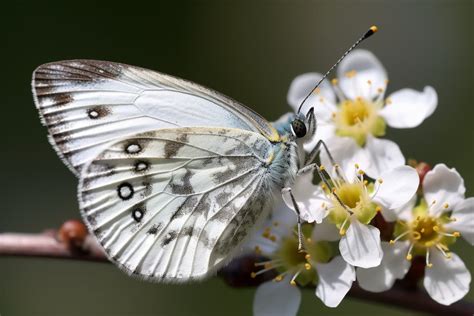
297;25;378;114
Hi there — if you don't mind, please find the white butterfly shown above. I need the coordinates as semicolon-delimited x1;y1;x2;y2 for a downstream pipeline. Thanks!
31;60;336;282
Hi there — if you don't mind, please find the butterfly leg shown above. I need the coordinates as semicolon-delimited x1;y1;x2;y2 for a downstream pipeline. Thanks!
298;140;353;215
281;187;305;252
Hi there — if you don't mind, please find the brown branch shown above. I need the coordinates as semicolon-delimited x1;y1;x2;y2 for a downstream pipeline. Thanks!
0;231;473;316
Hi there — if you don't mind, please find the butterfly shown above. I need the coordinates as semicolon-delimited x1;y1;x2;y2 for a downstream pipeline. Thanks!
31;60;320;281
31;26;376;283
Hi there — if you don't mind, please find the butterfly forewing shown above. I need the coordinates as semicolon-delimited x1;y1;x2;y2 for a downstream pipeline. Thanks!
79;127;274;280
32;60;279;175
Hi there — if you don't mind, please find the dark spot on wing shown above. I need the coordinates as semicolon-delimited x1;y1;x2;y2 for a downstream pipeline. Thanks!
164;134;188;158
162;231;177;246
170;196;200;221
147;223;162;235
87;106;110;119
134;160;150;173
169;169;195;195
117;182;134;200
50;93;74;107
182;226;194;236
132;205;145;222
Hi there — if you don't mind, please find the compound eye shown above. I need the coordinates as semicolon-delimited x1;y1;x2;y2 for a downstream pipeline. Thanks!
291;119;307;138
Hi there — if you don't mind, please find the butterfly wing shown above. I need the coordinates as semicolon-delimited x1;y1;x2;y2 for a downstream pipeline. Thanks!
79;127;274;281
32;60;280;176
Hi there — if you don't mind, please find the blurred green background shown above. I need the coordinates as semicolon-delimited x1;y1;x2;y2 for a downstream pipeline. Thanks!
1;0;472;315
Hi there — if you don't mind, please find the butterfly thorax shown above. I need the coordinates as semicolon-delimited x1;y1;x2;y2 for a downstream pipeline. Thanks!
264;136;299;193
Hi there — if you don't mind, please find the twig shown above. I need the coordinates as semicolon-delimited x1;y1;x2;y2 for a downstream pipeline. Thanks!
0;231;472;316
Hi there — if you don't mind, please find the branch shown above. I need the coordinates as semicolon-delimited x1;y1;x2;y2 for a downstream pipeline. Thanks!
0;230;472;316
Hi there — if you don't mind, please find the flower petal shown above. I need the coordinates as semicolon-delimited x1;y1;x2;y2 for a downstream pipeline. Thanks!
281;172;328;223
362;136;405;179
356;241;411;292
312;218;341;242
423;251;471;305
320;136;370;180
372;165;419;210
339;218;383;268
445;197;474;245
423;164;466;217
254;279;302;316
287;72;337;116
379;86;437;128
315;256;355;307
337;49;387;101
391;194;417;222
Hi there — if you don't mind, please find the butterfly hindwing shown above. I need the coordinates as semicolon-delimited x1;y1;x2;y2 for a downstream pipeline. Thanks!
32;60;279;176
79;127;275;281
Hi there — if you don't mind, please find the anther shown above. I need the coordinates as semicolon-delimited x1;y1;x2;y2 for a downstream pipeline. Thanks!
375;206;382;213
367;80;372;85
406;254;413;261
250;272;257;278
304;263;311;270
443;203;449;209
319;165;325;171
453;231;461;237
378;178;383;184
305;254;311;260
355;163;360;169
275;275;283;282
331;78;338;85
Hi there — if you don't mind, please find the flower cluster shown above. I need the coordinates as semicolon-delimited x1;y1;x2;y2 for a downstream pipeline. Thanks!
248;50;472;315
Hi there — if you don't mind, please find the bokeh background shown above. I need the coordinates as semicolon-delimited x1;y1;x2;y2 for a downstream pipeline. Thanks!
1;0;472;315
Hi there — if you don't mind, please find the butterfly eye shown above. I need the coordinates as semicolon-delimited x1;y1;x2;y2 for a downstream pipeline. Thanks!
291;119;307;138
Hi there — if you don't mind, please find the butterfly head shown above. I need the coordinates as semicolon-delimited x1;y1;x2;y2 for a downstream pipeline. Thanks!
290;107;316;143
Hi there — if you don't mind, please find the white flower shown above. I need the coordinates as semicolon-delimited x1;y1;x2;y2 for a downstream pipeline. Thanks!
249;201;355;315
291;161;419;268
356;164;473;305
287;49;437;178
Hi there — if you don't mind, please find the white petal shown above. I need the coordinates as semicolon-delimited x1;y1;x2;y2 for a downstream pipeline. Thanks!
303;123;336;153
339;218;383;268
361;136;405;179
337;49;388;101
391;194;417;222
312;218;341;242
423;251;471;305
282;172;328;224
356;241;411;292
303;124;335;152
315;256;355;307
287;72;337;115
445;197;474;245
320;136;370;180
423;164;466;217
379;86;437;128
372;165;419;210
253;279;302;316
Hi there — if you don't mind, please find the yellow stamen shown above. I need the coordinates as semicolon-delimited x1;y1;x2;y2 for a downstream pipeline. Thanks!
304;263;311;270
331;78;338;85
345;70;356;78
250;272;257;278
